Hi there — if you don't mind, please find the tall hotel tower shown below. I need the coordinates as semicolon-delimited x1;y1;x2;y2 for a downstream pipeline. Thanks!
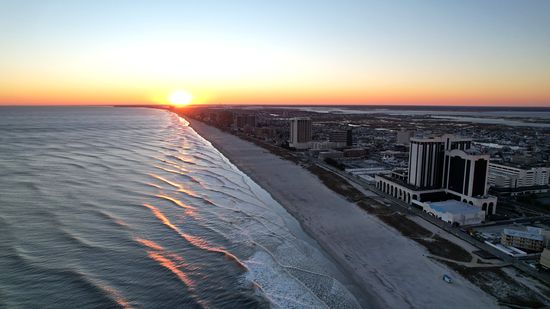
289;117;312;150
376;134;497;215
408;135;472;188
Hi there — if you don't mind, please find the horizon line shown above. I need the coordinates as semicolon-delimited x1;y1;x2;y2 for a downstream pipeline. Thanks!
2;103;550;109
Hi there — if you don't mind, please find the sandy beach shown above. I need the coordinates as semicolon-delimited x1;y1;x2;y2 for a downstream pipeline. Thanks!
187;118;499;309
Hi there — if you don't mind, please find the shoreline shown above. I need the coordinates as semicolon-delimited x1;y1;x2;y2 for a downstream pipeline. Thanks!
185;118;381;308
185;117;499;309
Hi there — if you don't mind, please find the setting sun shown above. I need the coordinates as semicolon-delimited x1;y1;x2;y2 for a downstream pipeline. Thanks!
169;90;193;106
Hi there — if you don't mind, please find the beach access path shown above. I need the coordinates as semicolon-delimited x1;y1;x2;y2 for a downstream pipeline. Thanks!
187;118;498;309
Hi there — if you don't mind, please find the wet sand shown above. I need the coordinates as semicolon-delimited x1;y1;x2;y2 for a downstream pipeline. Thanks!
187;118;499;309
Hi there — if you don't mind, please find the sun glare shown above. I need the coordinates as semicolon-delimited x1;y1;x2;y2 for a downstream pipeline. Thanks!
169;90;193;106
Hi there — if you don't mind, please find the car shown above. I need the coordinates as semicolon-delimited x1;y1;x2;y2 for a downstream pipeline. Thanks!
442;274;453;284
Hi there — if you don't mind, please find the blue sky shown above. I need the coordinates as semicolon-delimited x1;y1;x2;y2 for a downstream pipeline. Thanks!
1;0;549;105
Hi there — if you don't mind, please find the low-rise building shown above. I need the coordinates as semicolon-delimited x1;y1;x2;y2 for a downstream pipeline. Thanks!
343;148;367;158
488;163;549;195
318;150;343;160
413;200;485;225
347;166;391;184
501;228;544;252
310;141;340;150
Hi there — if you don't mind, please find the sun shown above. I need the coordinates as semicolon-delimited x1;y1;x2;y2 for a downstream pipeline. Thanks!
169;90;193;106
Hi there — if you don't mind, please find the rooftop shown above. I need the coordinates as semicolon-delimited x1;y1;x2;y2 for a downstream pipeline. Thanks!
489;161;550;170
463;148;485;155
502;229;544;241
428;200;483;215
411;134;472;143
377;174;442;192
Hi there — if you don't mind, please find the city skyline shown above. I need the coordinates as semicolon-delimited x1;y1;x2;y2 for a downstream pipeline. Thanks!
1;0;550;106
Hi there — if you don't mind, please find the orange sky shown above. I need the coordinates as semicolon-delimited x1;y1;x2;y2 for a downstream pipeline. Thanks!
1;1;549;107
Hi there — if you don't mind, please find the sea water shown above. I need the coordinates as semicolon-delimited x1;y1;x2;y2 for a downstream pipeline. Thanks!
0;107;361;308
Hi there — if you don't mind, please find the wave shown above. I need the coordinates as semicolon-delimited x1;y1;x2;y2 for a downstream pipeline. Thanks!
96;210;132;230
155;194;197;218
175;115;361;308
1;245;130;308
142;203;247;270
148;173;182;189
134;237;208;307
1;107;360;308
153;164;201;184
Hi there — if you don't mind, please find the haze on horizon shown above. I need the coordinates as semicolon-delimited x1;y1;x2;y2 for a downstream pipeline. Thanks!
1;0;549;107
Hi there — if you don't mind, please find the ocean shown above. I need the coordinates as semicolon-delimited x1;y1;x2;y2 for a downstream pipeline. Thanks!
0;107;360;308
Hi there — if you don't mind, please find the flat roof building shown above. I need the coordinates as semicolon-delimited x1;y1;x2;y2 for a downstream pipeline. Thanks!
501;228;544;252
413;200;485;225
488;163;549;195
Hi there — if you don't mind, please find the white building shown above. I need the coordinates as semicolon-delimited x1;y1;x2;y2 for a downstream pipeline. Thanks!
413;200;485;225
488;163;549;194
289;117;312;150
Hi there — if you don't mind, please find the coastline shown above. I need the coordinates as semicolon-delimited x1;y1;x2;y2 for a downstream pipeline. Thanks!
185;117;499;309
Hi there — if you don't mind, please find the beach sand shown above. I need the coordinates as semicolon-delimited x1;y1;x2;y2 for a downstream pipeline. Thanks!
187;118;499;309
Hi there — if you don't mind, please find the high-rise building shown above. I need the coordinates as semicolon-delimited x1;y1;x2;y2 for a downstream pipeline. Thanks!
289;117;312;149
376;134;497;217
234;114;256;131
408;137;445;188
328;129;353;147
407;135;472;189
346;129;353;147
444;148;489;198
